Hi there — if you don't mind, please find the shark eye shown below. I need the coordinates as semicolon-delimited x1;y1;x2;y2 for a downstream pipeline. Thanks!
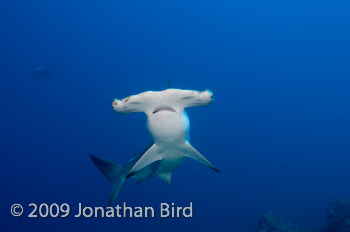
112;99;118;106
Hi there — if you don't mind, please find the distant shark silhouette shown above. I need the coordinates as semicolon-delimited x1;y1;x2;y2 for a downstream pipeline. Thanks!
32;65;53;78
90;88;220;205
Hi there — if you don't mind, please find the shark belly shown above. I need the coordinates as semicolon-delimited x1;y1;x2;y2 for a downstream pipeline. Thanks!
157;149;185;173
146;110;189;177
147;110;189;145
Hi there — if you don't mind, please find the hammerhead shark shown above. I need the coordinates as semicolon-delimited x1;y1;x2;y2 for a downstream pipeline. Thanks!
90;88;220;205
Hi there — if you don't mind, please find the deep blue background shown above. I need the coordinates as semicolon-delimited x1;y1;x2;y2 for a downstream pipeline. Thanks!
1;0;350;231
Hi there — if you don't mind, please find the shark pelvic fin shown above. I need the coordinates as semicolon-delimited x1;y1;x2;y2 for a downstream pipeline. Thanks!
131;160;160;184
158;172;172;184
90;154;126;206
127;144;161;178
183;142;221;173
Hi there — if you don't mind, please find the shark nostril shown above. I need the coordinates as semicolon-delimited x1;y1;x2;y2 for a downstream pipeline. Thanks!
123;97;130;102
112;99;118;106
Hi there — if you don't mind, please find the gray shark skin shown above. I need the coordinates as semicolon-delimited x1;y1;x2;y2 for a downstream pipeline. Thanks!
91;88;220;205
113;88;220;178
90;143;158;205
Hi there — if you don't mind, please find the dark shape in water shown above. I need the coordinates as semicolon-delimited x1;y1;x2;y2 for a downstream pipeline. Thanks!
320;198;350;232
258;212;300;232
168;80;171;88
32;65;53;78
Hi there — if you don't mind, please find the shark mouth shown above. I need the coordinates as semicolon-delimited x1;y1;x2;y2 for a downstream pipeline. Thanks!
153;106;176;114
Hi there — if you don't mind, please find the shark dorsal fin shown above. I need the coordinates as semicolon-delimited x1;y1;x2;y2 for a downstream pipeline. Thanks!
168;80;172;88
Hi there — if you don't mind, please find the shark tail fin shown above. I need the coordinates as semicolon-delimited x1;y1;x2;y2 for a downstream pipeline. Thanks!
90;154;126;206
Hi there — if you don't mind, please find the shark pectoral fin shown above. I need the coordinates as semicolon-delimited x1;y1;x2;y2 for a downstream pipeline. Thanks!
183;142;221;173
158;172;172;185
127;144;161;178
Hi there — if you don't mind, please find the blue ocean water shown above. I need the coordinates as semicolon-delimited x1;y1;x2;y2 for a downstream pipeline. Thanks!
1;0;350;231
